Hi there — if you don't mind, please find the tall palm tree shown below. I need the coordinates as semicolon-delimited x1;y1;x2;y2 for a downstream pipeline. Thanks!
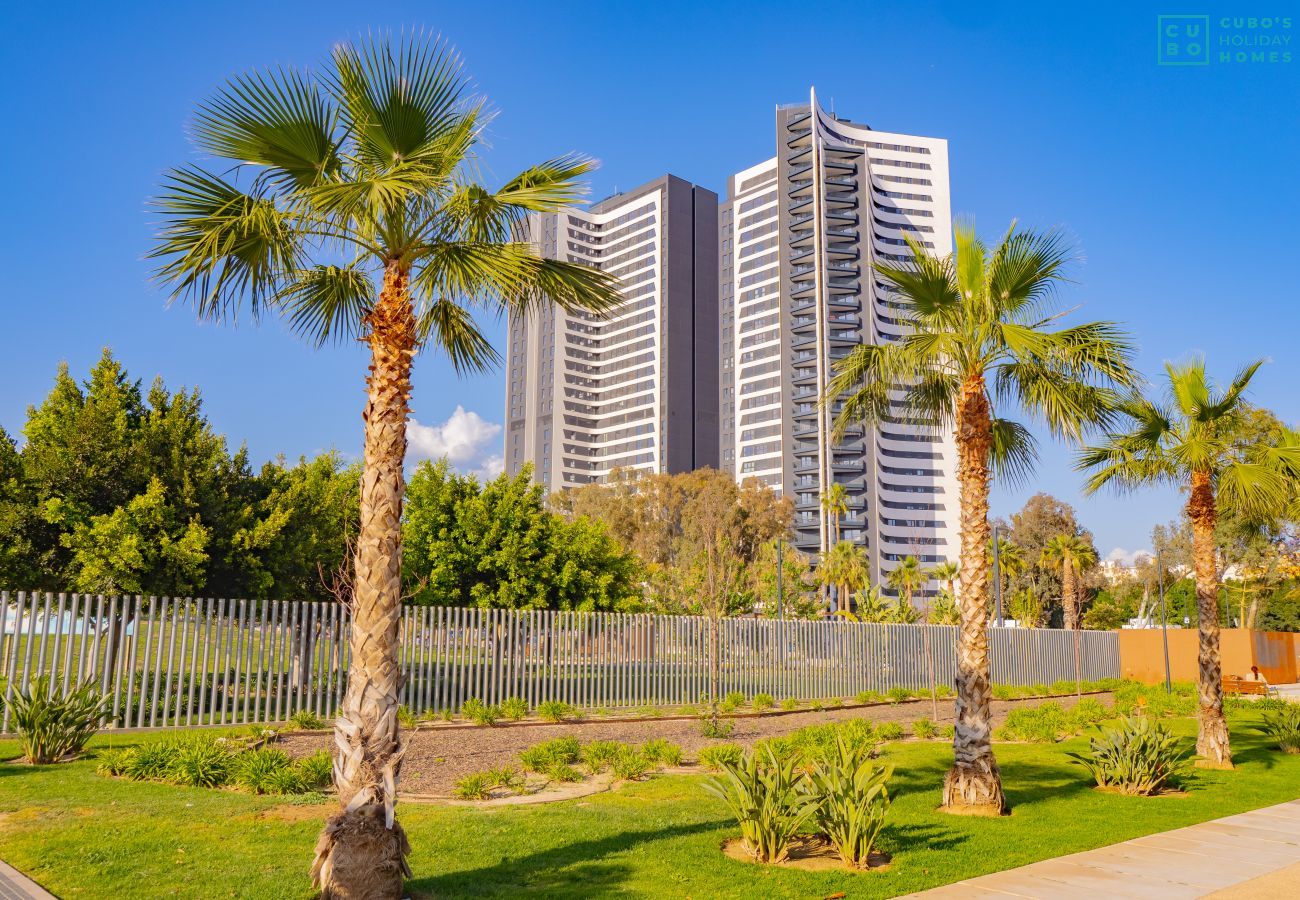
986;536;1026;613
817;540;869;613
826;221;1136;814
821;482;849;543
930;559;960;601
1040;534;1097;629
887;554;926;611
1079;358;1300;768
149;36;620;897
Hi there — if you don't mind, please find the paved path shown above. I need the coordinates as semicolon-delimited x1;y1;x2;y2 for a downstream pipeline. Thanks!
0;860;55;900
911;799;1300;899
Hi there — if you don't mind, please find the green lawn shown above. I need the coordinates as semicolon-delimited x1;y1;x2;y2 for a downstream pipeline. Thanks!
1;711;1297;899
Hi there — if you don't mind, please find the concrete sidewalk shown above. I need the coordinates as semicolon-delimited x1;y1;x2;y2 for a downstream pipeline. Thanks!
0;860;56;900
910;798;1300;899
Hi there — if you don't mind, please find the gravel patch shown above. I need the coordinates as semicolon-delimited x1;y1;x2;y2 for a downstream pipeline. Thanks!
278;692;1111;797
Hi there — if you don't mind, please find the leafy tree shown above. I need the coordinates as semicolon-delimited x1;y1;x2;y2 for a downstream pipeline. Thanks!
0;427;40;587
827;220;1137;815
1080;358;1300;768
1007;493;1097;625
148;34;620;892
402;460;639;611
750;541;818;619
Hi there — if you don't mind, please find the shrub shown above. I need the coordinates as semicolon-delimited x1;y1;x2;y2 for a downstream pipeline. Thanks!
998;702;1067;743
780;698;800;711
485;766;524;793
752;693;775;712
1069;716;1190;795
855;690;883;705
612;748;651;781
1067;697;1112;730
1112;682;1197;718
720;691;746;713
633;705;664;718
940;724;955;740
124;740;179;781
876;722;904;741
781;720;877;767
454;771;492;800
677;704;699;717
536;700;574;723
169;737;234;788
640;738;683;767
912;718;937;739
580;740;626;773
500;697;529;721
95;747;134;777
9;677;108;764
264;766;308;795
699;713;735;739
703;745;820;864
461;698;501;727
233;747;295;794
698;743;745;771
808;736;893;868
809;699;825;712
297;750;334;790
289;710;326;730
396;706;416;728
885;686;910;705
1259;705;1300;754
545;762;583;783
519;737;581;773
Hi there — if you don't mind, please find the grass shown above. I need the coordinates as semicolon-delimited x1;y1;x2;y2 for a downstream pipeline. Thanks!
1;711;1298;898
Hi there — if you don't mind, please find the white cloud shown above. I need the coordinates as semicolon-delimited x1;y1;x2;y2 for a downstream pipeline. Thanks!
1105;547;1153;567
406;406;503;478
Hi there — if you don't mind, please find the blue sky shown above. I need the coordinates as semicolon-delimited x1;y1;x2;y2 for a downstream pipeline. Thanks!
1;1;1297;560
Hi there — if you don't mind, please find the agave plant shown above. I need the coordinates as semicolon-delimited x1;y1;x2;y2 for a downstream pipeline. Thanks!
1069;715;1190;795
1258;705;1300;754
703;745;819;864
9;677;108;764
808;735;894;868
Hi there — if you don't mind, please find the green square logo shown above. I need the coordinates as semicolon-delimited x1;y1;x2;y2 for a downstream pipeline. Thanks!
1158;15;1210;65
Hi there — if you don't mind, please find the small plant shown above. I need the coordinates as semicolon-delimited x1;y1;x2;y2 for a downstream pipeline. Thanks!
720;691;746;713
1069;715;1190;796
485;766;525;792
461;698;501;726
640;738;683;767
580;740;626;773
809;699;825;712
545;762;583;783
519;736;581;773
536;700;574;723
885;686;910;705
9;677;108;764
264;765;308;795
855;690;882;705
95;747;134;777
289;709;327;730
233;747;296;794
912;718;937;739
998;702;1067;743
297;750;334;790
454;771;493;800
169;737;234;788
1067;697;1112;730
780;698;800;711
397;705;416;728
124;740;178;781
1259;705;1300;754
612;748;651;781
940;724;955;740
808;735;893;868
633;704;664;718
699;710;735;739
698;743;745;771
703;745;820;864
752;693;775;712
876;722;904;741
500;697;529;721
677;704;699;717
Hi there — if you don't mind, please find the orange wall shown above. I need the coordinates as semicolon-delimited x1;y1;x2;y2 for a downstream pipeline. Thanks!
1118;629;1298;685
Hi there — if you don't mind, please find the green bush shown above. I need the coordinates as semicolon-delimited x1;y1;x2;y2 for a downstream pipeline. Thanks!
545;762;583;783
720;691;746;713
297;750;333;790
640;738;683;767
169;737;234;788
1067;697;1112;730
289;710;326;730
677;704;699;717
699;712;735;739
396;705;416;728
500;697;529;721
808;735;893;868
519;736;581;773
454;771;492;800
1070;716;1190;795
579;740;626;773
9;677;108;764
633;704;664;718
703;745;819;864
698;742;745;771
876;722;905;741
780;698;800;711
233;748;296;794
124;740;179;781
885;686;910;705
95;747;134;777
809;699;825;712
940;723;955;740
912;718;937;739
264;766;308;795
778;719;877;766
536;700;574;723
612;748;651;781
855;690;883;705
752;693;775;712
485;766;524;792
1112;681;1197;718
1259;705;1300;754
998;702;1067;743
460;698;501;726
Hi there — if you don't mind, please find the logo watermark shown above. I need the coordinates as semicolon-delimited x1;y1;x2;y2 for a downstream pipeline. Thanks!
1158;14;1293;65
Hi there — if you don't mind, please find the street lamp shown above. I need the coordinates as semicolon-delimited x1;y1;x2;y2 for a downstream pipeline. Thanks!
1156;544;1172;695
992;523;1003;627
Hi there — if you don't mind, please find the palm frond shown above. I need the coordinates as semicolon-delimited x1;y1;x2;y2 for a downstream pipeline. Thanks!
415;297;498;373
988;418;1039;487
1210;358;1267;420
277;263;375;345
1218;461;1290;521
986;224;1076;321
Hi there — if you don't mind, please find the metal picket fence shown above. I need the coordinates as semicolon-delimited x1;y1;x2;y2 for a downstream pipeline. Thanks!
0;590;1120;732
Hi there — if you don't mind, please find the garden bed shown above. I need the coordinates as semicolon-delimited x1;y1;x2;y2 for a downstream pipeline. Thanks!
277;691;1112;796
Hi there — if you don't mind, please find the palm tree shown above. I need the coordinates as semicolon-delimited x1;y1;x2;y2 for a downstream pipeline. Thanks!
149;36;620;896
826;221;1136;814
1040;534;1097;629
986;536;1026;613
817;540;869;613
1079;358;1300;768
821;482;849;543
930;559;960;601
887;555;926;612
855;584;893;623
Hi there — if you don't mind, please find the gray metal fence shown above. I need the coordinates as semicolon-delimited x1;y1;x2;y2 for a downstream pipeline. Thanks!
0;590;1120;732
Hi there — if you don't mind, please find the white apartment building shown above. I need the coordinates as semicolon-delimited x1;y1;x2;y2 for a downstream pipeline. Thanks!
505;175;719;488
718;90;960;597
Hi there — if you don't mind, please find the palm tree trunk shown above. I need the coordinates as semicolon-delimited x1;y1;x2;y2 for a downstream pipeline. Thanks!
1062;562;1078;630
942;375;1006;815
312;263;415;899
1187;470;1232;769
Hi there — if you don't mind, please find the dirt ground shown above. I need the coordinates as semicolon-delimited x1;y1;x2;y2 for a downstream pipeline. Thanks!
278;692;1110;797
